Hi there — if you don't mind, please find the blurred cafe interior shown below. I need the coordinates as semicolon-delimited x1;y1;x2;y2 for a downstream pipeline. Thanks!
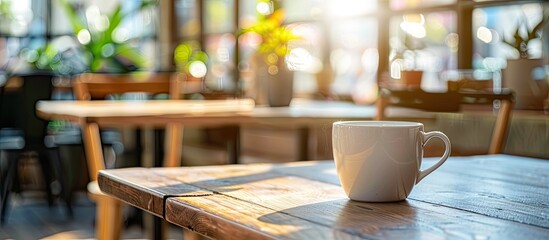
0;0;548;239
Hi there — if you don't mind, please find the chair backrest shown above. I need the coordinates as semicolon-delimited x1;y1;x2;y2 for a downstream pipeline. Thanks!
376;88;514;155
0;74;54;147
22;74;55;146
73;72;180;100
72;72;183;181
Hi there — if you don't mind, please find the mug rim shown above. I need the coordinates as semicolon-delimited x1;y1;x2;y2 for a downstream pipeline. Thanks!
333;121;423;127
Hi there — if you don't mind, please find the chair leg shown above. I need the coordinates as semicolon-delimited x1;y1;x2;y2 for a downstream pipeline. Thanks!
183;229;202;240
489;99;513;154
1;151;19;225
0;153;5;205
37;151;54;207
48;148;73;218
96;196;122;240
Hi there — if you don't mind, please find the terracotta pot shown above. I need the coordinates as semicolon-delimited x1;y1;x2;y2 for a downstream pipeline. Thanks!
176;73;204;94
503;59;549;110
400;70;423;89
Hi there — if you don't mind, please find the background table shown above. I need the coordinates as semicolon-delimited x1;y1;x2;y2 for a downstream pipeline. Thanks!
36;99;381;165
98;154;549;239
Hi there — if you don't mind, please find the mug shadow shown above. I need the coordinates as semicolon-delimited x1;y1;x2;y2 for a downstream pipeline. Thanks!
258;199;422;239
151;160;339;196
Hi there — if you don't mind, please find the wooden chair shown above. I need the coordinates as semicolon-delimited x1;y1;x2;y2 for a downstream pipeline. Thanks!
72;72;183;239
375;87;514;155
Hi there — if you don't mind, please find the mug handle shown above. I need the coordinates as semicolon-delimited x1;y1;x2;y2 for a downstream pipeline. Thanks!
417;131;451;183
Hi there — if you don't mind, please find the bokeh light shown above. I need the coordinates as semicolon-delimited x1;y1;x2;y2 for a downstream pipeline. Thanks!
217;47;230;62
77;29;91;44
476;26;493;43
101;43;115;57
189;61;208;78
286;48;312;71
256;2;272;15
113;28;129;43
400;14;426;38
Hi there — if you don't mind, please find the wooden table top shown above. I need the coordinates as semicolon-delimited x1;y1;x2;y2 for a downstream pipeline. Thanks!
34;97;549;127
35;98;385;130
98;154;549;239
36;98;256;126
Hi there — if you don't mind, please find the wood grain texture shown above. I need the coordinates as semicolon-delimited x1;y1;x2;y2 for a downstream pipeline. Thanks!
168;191;549;240
98;168;212;217
166;194;360;240
410;155;549;228
99;155;549;239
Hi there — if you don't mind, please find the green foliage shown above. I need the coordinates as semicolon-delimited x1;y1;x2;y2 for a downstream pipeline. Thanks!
58;0;156;73
503;13;549;59
240;9;300;58
0;0;12;19
18;42;88;75
19;44;62;72
174;41;208;75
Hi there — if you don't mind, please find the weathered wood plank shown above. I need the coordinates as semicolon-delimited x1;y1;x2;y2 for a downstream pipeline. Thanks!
149;161;339;188
98;168;212;217
166;194;361;240
410;170;549;228
433;155;549;188
166;174;549;240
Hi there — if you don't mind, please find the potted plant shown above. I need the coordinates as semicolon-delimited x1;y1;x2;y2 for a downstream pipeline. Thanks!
240;8;300;107
390;31;425;89
502;13;549;109
58;0;155;73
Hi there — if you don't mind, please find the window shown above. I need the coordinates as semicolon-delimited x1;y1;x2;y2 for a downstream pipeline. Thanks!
472;3;545;74
3;0;547;99
389;11;457;91
0;0;158;74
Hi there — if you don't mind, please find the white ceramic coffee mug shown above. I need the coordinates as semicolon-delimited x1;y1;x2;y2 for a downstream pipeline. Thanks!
332;121;451;202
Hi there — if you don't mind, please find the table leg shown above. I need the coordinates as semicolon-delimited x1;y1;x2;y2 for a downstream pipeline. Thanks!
81;122;104;181
164;123;183;167
82;122;122;239
297;127;309;161
154;129;165;168
96;195;122;240
227;126;240;164
183;229;202;240
489;99;513;154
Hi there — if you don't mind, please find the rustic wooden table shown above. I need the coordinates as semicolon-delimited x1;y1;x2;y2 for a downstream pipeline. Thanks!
98;154;549;239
